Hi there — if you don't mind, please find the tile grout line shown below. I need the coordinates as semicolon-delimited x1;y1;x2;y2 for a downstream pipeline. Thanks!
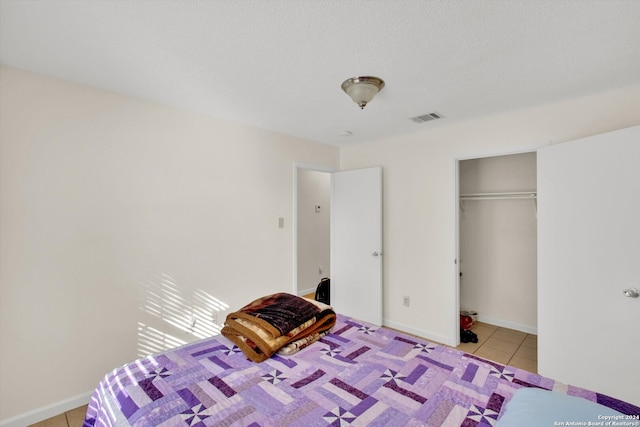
508;333;538;367
474;325;498;357
477;327;531;366
507;335;524;366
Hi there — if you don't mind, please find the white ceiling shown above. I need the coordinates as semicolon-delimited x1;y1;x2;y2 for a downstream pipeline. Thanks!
1;0;639;146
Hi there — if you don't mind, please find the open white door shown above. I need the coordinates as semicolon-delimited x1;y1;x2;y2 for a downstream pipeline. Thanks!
331;167;383;325
538;125;640;405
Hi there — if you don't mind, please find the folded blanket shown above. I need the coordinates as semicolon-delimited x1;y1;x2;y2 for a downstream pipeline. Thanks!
221;293;336;362
277;329;331;356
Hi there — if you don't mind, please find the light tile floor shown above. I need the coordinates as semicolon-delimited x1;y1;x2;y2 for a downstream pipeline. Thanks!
455;322;538;373
31;320;536;427
29;405;87;427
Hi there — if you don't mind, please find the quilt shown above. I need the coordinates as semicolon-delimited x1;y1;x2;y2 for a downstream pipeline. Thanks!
84;314;639;426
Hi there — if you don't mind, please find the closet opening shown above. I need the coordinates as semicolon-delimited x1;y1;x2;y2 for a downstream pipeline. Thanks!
456;151;537;363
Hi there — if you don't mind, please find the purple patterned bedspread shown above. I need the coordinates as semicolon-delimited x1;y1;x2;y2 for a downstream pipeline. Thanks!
84;315;638;426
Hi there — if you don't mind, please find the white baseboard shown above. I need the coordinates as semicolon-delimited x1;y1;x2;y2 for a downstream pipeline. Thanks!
0;392;92;427
477;314;538;335
383;318;455;347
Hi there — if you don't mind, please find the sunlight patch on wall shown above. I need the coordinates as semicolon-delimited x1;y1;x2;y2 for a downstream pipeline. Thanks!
137;273;230;357
136;322;186;358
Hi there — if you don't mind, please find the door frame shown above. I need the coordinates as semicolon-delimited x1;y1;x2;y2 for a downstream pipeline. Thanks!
453;147;538;346
293;162;337;295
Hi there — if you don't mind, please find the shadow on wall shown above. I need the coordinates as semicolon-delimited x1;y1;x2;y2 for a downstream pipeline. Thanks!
137;273;229;357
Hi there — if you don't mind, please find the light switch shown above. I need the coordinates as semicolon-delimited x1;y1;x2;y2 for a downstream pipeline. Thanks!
278;217;284;228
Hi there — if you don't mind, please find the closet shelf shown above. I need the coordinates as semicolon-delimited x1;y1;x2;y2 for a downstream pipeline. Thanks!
459;191;537;201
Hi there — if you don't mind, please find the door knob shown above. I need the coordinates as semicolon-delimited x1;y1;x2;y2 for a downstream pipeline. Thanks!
372;252;381;257
623;288;639;298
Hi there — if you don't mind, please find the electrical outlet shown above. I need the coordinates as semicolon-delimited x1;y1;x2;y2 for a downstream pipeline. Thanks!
403;296;410;307
212;312;217;324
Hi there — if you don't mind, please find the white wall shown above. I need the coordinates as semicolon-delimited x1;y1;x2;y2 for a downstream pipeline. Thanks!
0;66;339;422
459;153;537;333
296;169;330;294
340;84;640;346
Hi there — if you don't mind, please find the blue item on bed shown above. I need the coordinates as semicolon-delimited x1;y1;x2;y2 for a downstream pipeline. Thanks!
497;388;625;426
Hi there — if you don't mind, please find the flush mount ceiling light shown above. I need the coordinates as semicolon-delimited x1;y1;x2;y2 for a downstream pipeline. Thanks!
341;76;385;109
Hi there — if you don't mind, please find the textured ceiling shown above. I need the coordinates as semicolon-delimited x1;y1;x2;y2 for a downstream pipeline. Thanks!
1;0;639;146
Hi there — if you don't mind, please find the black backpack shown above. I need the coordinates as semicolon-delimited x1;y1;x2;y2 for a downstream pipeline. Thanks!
314;277;330;305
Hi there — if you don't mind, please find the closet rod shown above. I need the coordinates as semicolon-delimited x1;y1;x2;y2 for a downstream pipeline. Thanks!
459;191;537;201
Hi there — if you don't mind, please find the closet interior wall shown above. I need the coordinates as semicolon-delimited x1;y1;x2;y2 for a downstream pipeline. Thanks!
297;169;331;296
459;152;537;334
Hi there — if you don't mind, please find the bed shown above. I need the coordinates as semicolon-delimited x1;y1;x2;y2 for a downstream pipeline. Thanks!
84;302;639;426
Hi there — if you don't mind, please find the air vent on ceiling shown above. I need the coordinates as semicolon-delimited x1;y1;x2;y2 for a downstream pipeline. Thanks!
410;112;444;123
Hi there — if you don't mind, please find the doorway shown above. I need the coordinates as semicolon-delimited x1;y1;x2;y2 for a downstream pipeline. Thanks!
294;164;383;326
457;152;538;342
295;166;332;296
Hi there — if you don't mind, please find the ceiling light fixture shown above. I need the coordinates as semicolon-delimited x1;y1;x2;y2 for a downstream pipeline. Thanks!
341;76;385;109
